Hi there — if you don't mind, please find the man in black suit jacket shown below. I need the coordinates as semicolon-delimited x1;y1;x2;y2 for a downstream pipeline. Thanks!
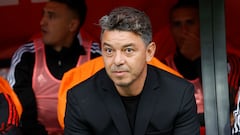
64;6;200;135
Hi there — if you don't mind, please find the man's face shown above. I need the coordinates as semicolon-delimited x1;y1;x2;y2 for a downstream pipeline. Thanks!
170;7;200;50
101;30;154;90
40;1;77;47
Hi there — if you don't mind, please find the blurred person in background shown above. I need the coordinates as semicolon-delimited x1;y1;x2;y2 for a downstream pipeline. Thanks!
163;1;240;134
7;0;101;134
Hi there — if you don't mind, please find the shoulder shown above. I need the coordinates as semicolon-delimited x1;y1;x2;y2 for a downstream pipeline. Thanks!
149;65;188;84
148;66;196;112
227;53;240;75
14;41;35;54
147;66;195;114
90;42;101;52
66;69;107;110
148;65;193;94
227;53;240;67
9;41;35;70
90;42;101;58
227;53;240;92
11;41;35;62
7;41;35;86
68;69;106;97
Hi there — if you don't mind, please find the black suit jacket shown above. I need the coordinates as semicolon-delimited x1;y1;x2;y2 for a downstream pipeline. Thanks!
64;65;200;135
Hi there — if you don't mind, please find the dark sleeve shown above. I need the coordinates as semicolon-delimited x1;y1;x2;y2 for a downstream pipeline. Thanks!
90;42;102;59
90;53;101;59
227;54;240;112
2;126;22;135
64;90;92;135
174;83;200;135
10;52;48;135
0;93;21;135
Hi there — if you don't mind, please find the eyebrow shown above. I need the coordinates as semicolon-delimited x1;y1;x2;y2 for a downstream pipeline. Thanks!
47;10;56;16
42;7;56;16
102;42;111;47
102;42;134;48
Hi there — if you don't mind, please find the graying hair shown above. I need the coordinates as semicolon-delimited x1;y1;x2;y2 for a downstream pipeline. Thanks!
99;6;152;45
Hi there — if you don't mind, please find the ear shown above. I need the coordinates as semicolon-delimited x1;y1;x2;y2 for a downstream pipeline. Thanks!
146;42;156;62
68;19;80;32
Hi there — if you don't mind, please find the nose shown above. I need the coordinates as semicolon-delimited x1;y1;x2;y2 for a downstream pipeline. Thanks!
180;24;188;33
114;51;125;66
40;15;46;26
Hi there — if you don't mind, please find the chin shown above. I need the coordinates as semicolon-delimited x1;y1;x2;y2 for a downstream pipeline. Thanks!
114;80;131;87
42;37;47;43
42;38;52;45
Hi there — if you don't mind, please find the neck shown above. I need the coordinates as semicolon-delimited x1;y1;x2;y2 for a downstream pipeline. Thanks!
52;36;75;52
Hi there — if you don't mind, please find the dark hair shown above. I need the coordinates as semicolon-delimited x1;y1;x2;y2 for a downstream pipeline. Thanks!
169;0;199;21
171;0;199;11
50;0;87;28
99;6;152;45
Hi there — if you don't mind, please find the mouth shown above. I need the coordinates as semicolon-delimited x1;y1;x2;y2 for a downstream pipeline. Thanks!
112;71;127;77
41;28;47;35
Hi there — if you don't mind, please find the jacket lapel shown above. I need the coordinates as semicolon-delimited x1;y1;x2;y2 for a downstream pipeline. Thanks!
99;70;132;135
134;67;159;135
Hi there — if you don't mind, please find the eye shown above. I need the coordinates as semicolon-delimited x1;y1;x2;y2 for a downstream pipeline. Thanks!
49;14;54;19
125;48;133;53
103;47;113;56
172;21;181;28
47;12;55;20
123;47;134;56
186;20;194;26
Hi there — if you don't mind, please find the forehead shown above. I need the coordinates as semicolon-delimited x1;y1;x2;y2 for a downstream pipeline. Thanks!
171;7;199;21
102;30;145;47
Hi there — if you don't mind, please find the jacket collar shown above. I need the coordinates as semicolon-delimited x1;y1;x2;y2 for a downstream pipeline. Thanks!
98;65;160;135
